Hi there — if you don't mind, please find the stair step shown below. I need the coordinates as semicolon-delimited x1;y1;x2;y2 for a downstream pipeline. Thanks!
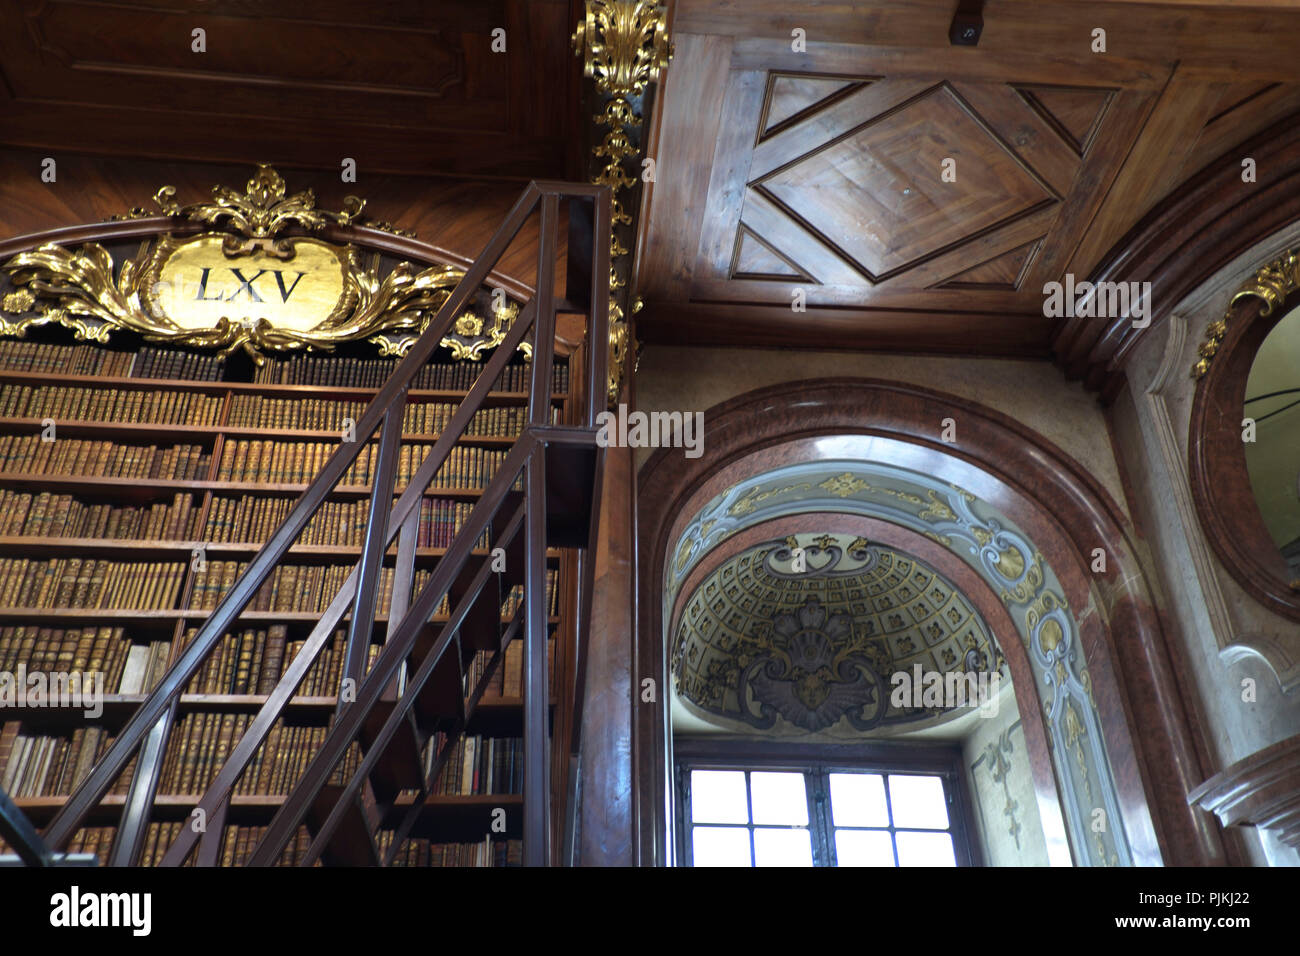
360;703;428;802
405;635;466;734
306;783;380;867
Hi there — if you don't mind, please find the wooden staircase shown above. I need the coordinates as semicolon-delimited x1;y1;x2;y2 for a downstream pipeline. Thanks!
0;181;610;867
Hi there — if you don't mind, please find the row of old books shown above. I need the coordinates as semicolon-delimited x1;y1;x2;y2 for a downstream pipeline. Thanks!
0;340;571;397
187;562;440;616
216;438;362;484
0;824;317;867
226;394;551;436
216;825;318;867
428;733;524;796
0;341;224;381
0;491;201;540
462;644;544;700
0;713;366;801
199;493;494;549
0;436;210;479
0;558;186;609
382;835;523;867
0;384;223;425
0;434;523;492
122;823;312;867
0;341;137;377
416;497;492;549
251;353;569;393
501;573;559;618
0;626;166;694
157;713;361;797
228;394;370;431
0;827;117;865
214;438;507;489
0;724;127;798
176;626;381;698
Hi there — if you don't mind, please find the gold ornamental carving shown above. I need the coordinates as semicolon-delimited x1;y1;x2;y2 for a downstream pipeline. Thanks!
1193;248;1300;379
573;1;672;404
153;163;364;255
573;0;671;97
0;165;525;364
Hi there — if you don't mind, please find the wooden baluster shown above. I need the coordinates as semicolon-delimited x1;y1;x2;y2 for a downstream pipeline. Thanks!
110;700;177;866
342;401;405;697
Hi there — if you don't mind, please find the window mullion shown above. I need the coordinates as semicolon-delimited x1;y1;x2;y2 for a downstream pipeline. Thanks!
882;773;900;867
745;770;756;867
807;768;833;867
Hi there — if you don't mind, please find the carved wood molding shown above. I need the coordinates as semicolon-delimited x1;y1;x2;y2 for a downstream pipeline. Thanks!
1056;110;1300;398
1189;734;1300;848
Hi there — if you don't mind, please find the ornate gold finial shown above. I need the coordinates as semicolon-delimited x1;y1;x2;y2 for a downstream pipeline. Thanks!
1193;248;1300;379
573;2;672;405
572;1;672;96
153;163;365;256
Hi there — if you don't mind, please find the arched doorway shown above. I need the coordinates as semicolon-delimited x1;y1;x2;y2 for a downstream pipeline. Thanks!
636;378;1226;866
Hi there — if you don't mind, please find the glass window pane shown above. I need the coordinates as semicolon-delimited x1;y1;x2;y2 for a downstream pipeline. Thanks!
895;830;956;866
834;829;895;867
829;772;889;827
888;774;949;829
690;770;749;824
749;771;809;825
753;827;813;866
692;827;753;866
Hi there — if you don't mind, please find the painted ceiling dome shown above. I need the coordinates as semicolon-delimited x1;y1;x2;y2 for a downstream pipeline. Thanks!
672;532;1008;737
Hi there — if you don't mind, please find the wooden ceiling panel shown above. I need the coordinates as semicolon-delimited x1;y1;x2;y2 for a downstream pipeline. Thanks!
730;225;813;281
636;1;1300;356
1012;86;1115;157
0;0;579;180
759;74;868;139
754;83;1057;282
936;239;1043;292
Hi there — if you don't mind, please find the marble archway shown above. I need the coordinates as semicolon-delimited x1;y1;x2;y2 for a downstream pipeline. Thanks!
665;461;1125;866
636;378;1225;867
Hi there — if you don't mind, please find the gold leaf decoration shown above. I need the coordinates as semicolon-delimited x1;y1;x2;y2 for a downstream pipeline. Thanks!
573;1;672;405
155;163;364;256
1;166;531;365
572;1;672;96
1194;248;1300;379
819;473;868;498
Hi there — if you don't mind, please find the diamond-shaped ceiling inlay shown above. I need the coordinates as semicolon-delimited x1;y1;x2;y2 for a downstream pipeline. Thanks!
753;84;1058;282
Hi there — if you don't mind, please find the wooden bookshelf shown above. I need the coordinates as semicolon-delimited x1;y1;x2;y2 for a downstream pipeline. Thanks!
0;339;572;867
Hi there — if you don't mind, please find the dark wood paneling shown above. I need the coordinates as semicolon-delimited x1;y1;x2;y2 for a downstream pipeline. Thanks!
0;0;580;180
674;0;1300;82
